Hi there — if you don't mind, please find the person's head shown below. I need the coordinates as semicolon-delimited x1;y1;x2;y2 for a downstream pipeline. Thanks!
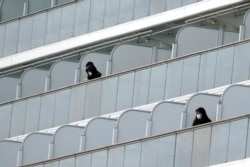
86;61;94;67
195;107;207;119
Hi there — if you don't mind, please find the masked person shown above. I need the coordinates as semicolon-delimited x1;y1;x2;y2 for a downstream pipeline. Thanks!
85;61;102;80
192;107;211;126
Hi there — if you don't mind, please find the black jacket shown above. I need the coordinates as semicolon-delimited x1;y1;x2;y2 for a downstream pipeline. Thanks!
85;63;102;80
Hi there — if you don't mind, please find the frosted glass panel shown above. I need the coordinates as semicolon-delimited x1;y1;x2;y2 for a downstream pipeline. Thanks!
91;150;108;167
0;25;5;57
174;131;193;167
181;55;200;95
165;60;183;99
53;89;71;126
3;21;19;56
0;104;12;139
59;157;75;167
232;42;250;83
198;51;217;91
134;0;150;19
227;119;248;161
45;9;62;44
44;161;59;167
118;0;134;23
107;146;125;167
17;18;32;52
140;140;158;167
191;127;211;167
24;97;41;134
150;0;166;15
166;0;182;10
84;81;102;118
215;47;234;87
157;135;176;167
59;4;76;40
39;93;56;130
182;0;198;6
124;143;141;167
132;68;150;107
209;123;229;165
68;85;86;122
148;64;167;103
116;73;135;111
31;13;47;48
103;0;119;28
76;154;91;167
100;77;118;115
10;100;27;137
88;0;105;32
74;0;90;36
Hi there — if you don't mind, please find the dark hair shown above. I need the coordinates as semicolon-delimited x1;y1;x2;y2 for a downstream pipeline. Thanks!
86;61;94;67
192;107;212;126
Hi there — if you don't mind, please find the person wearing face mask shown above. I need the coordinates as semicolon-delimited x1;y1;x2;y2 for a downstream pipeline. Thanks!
192;107;211;126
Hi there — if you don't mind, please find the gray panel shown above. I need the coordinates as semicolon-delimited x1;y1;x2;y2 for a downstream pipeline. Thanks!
56;0;71;5
156;48;171;62
227;118;248;161
0;25;5;57
68;85;86;122
59;4;76;40
50;61;78;90
84;81;102;118
157;135;176;167
107;146;125;167
245;11;250;39
111;45;152;74
27;0;51;14
182;0;199;6
88;0;105;32
247;118;250;157
117;110;150;143
215;46;234;87
174;131;193;167
176;27;219;57
209;123;230;165
0;141;21;167
164;60;183;99
124;143;141;167
3;21;19;56
53;126;84;158
45;8;62;44
132;68;150;107
24;97;41;134
74;0;90;36
151;102;184;135
181;55;200;95
149;0;166;15
22;133;52;165
191;127;211;167
103;0;119;28
10;100;27;136
198;51;217;91
100;77;118;115
21;69;48;98
1;0;24;21
39;93;56;130
85;118;116;150
148;64;167;103
0;104;12;139
166;0;182;10
232;42;250;83
75;154;91;167
17;17;33;52
140;139;158;167
134;0;150;19
44;161;59;167
0;77;19;103
118;0;134;23
31;13;47;48
116;73;135;111
53;89;71;126
91;150;108;167
59;158;75;167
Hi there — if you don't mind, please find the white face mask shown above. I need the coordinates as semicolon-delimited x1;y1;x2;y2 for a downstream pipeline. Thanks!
196;114;202;119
